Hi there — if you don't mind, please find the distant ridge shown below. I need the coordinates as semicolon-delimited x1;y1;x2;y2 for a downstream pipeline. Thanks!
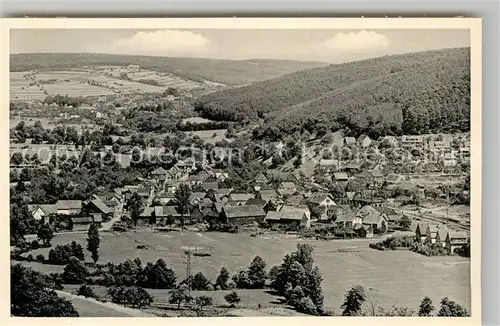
10;53;329;86
194;47;471;138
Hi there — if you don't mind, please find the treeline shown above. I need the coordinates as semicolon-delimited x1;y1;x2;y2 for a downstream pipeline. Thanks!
43;94;87;107
176;120;229;132
195;48;471;139
10;53;327;86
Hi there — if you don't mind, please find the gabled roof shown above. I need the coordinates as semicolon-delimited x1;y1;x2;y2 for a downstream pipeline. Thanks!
38;204;58;215
279;182;296;189
438;227;449;240
259;189;279;201
151;167;168;175
319;159;339;167
427;225;440;236
140;206;155;217
345;161;363;169
72;216;102;224
201;182;218;191
375;206;398;217
155;206;182;217
245;198;267;207
333;172;349;181
229;193;254;202
370;169;384;178
285;194;305;206
252;172;269;183
188;192;207;204
56;200;82;210
223;205;266;218
215;188;233;196
399;181;417;191
307;192;334;205
386;174;402;183
90;197;113;215
344;137;356;145
447;231;469;240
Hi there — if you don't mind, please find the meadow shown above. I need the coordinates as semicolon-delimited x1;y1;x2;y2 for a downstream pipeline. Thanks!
21;231;471;312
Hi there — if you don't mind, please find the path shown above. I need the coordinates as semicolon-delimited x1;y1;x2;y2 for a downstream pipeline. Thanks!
55;290;155;317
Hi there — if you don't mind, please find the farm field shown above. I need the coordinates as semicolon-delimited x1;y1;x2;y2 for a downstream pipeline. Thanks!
21;231;471;312
10;68;198;100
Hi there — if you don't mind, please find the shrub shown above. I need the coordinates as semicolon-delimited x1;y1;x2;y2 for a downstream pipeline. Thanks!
36;254;45;263
191;272;211;291
108;286;153;308
76;285;97;299
62;257;89;284
227;281;236;290
26;254;34;262
224;291;241;307
232;270;251;289
30;240;40;250
297;296;318;315
48;242;85;265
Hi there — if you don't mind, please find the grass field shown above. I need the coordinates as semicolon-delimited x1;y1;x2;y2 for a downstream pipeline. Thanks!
185;129;228;145
21;231;471;312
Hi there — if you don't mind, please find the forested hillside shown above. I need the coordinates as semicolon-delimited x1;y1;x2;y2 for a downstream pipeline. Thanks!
194;48;470;139
10;53;328;86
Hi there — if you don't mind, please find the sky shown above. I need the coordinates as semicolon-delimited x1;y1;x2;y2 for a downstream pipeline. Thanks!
10;29;470;63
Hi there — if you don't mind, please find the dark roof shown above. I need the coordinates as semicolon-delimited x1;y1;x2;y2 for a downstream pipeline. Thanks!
151;167;168;175
286;194;304;206
333;172;349;180
223;205;266;218
189;192;207;203
56;200;82;210
202;182;218;191
155;206;182;217
38;204;58;215
307;193;333;205
259;189;278;201
245;198;267;207
90;197;113;215
229;193;254;202
72;216;102;224
370;169;384;178
375;206;398;216
399;181;417;191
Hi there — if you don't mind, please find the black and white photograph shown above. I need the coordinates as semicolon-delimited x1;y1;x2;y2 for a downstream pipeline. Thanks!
3;18;481;322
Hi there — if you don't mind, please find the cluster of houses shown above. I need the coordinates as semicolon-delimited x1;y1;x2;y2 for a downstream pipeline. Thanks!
414;222;470;253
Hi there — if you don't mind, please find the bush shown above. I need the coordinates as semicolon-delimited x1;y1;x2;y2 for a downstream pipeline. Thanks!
76;285;97;299
227;281;236;290
48;242;85;265
62;257;89;284
224;291;241;307
30;240;40;250
36;254;45;263
191;272;211;291
26;254;33;262
297;296;318;315
108;286;153;308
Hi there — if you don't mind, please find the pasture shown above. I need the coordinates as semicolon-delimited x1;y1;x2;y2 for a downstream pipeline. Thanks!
22;231;471;311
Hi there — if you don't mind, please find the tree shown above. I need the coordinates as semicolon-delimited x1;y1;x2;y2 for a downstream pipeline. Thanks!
194;295;213;316
127;192;143;226
247;255;267;289
37;224;54;247
169;285;192;310
297;296;318;315
379;220;387;234
137;259;177;289
11;264;79;317
341;285;366;316
224;291;241;308
191;272;211;291
76;285;97;299
399;215;412;230
175;184;191;231
418;296;435;316
62;257;89;284
232;270;251;289
86;223;100;264
108;286;153;308
215;267;230;290
437;297;469;316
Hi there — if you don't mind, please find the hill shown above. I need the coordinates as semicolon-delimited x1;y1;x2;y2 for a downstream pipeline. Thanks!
10;53;329;86
194;48;471;138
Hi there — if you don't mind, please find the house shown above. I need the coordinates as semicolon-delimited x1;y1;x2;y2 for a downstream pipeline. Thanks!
385;174;404;184
344;161;363;174
281;205;311;221
211;169;229;181
252;172;269;191
265;207;310;229
84;196;114;220
151;167;169;182
245;198;267;208
155;192;176;205
415;223;430;243
71;215;102;231
443;153;458;167
306;193;336;220
277;182;297;197
343;137;356;146
319;159;339;172
138;206;155;224
375;206;401;224
330;205;353;224
201;181;218;191
356;205;387;233
56;200;82;215
221;205;266;226
229;193;255;206
333;172;349;182
380;136;398;147
285;194;305;207
437;227;450;247
401;135;424;149
188;192;208;206
445;231;469;253
259;189;279;202
336;212;362;230
188;174;209;185
28;204;55;224
425;225;440;244
358;135;372;148
429;140;450;151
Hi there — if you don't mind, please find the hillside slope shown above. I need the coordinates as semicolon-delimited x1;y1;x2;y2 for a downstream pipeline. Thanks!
10;53;329;86
194;48;470;138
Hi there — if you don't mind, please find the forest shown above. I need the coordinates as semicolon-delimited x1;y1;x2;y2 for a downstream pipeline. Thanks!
10;53;327;86
194;47;471;140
